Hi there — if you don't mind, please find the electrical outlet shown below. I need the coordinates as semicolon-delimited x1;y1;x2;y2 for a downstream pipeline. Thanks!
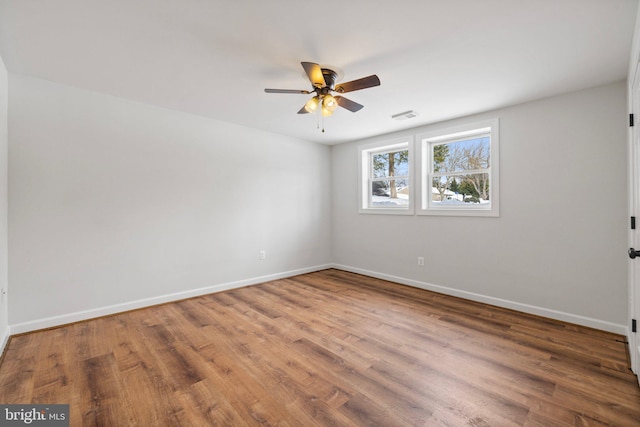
417;257;424;266
259;250;266;260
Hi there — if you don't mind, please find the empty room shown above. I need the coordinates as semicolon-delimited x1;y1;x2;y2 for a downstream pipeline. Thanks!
1;0;640;426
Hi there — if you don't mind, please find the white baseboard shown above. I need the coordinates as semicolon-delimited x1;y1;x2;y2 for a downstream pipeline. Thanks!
7;263;627;336
10;264;332;335
331;264;627;335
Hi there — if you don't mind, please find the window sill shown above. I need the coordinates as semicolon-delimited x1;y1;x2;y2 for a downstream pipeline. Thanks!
417;206;499;217
359;208;415;215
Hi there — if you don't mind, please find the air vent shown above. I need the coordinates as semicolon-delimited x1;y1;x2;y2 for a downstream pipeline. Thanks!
392;110;418;120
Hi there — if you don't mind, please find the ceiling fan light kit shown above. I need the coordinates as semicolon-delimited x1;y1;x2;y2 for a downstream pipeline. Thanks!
265;62;380;131
304;96;320;113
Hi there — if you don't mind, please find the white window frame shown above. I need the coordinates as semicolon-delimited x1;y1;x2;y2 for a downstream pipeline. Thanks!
358;137;414;215
417;118;499;217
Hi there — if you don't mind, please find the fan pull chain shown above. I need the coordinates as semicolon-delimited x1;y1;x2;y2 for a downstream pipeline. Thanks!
316;109;325;133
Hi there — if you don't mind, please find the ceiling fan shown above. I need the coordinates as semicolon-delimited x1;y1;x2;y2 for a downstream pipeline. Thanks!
264;62;380;118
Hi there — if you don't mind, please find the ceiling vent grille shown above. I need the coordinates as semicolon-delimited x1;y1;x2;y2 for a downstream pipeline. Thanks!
392;110;418;120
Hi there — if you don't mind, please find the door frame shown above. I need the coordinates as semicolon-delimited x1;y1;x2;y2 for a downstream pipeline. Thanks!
628;64;640;380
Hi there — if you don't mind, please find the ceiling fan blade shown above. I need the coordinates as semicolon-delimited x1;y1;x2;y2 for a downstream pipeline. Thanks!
265;88;311;94
297;105;310;114
301;62;326;87
335;96;364;112
335;75;380;93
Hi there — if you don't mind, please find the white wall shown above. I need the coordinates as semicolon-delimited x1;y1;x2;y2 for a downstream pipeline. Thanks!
332;81;628;332
8;74;331;331
0;56;8;351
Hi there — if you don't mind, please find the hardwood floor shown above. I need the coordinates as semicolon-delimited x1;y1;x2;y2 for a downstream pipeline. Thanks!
1;269;639;426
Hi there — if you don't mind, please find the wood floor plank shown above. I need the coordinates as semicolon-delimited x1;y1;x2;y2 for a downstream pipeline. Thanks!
0;333;38;403
1;269;639;426
31;326;73;408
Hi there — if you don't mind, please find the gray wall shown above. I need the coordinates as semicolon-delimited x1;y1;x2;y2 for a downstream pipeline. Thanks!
0;56;8;348
8;74;332;330
4;74;629;335
331;81;628;331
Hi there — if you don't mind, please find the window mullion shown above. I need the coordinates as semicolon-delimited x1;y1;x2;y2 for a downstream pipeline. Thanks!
431;168;489;178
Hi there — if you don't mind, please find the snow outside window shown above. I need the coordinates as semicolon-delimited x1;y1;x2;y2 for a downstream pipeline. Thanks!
358;138;414;214
417;119;499;217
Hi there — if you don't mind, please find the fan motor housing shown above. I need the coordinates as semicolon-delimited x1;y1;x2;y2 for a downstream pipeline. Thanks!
321;68;338;89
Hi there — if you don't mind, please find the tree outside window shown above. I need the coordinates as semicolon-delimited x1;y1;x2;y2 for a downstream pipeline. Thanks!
431;136;490;205
419;119;499;217
371;149;409;204
359;139;412;214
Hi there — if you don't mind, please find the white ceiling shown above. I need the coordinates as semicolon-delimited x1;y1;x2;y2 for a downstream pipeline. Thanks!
0;0;637;145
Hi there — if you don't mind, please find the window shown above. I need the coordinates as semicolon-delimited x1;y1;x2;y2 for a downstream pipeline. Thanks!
358;138;413;214
418;119;499;216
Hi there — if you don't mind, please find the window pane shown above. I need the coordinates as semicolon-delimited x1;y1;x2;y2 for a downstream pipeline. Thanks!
431;174;490;205
371;179;409;207
372;150;409;178
433;136;490;173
